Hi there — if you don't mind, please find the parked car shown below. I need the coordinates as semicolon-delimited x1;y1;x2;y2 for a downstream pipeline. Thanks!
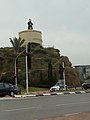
50;81;67;92
82;79;90;90
13;85;21;95
0;83;16;97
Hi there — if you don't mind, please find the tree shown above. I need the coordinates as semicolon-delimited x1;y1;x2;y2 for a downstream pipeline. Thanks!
10;37;25;86
48;60;53;87
59;63;64;79
10;37;25;52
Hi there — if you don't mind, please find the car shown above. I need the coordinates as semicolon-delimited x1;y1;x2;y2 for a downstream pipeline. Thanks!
13;85;21;95
0;83;16;97
82;79;90;90
50;81;67;92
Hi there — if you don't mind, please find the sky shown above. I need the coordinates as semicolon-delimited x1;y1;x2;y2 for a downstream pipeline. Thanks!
0;0;90;66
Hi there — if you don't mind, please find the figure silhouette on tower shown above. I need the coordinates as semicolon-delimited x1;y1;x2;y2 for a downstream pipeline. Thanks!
27;19;33;30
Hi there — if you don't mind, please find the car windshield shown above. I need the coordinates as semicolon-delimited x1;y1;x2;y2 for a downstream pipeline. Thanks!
55;83;59;86
55;83;63;86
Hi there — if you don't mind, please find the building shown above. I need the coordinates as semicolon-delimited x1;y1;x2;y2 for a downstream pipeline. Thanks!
19;29;42;46
74;65;90;81
19;19;42;46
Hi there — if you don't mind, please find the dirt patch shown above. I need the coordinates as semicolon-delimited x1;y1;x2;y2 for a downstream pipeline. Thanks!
43;112;90;120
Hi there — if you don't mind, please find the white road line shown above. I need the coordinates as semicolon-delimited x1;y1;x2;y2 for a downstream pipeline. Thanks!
4;106;40;112
56;101;90;107
64;112;81;116
0;97;13;100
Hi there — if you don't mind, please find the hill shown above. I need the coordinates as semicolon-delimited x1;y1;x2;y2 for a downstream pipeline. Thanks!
0;46;80;87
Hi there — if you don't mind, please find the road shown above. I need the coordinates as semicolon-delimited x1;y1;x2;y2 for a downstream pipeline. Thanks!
0;93;90;120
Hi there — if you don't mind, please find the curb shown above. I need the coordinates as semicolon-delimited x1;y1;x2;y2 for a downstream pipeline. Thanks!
14;90;90;98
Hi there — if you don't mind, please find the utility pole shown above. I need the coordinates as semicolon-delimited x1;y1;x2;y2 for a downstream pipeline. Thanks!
14;46;29;94
15;58;17;87
14;49;26;87
62;62;66;90
26;44;29;94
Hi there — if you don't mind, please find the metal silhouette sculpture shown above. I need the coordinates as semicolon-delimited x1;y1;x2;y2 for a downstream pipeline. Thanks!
27;19;33;29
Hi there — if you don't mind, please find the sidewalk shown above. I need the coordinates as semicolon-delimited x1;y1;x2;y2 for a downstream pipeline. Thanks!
14;89;90;98
43;112;90;120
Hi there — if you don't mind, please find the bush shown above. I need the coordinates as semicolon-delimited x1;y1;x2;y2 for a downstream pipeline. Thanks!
0;72;15;84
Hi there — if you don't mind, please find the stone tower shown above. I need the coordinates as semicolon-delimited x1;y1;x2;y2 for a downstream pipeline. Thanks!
19;19;42;46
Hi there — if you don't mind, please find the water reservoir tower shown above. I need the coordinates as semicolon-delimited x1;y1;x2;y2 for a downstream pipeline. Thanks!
19;19;42;46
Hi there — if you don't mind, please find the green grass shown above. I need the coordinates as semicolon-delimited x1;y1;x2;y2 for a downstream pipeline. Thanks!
28;87;49;92
21;87;49;93
21;87;83;94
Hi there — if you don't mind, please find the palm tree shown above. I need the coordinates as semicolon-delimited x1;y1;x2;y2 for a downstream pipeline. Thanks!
10;37;25;86
10;37;25;52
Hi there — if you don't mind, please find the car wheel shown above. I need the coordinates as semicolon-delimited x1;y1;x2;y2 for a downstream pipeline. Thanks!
59;88;61;91
10;91;14;97
84;86;87;90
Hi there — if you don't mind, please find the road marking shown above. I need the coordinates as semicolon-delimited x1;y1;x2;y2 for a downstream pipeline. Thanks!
64;112;81;116
0;97;13;100
56;101;90;107
4;106;40;112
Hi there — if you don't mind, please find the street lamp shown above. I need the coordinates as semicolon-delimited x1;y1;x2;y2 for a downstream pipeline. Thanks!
26;44;29;94
14;43;31;93
25;43;32;94
62;62;66;90
14;58;17;87
14;49;26;87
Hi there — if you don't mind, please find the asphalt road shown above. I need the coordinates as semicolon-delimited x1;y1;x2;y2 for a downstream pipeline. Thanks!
0;93;90;120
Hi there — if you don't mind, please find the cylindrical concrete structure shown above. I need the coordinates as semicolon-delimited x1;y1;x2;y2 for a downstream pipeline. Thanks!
19;29;42;46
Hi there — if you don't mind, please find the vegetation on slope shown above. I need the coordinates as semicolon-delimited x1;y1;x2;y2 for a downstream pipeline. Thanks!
0;46;80;88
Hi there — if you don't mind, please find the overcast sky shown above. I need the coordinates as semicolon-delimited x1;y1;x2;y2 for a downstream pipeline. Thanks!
0;0;90;66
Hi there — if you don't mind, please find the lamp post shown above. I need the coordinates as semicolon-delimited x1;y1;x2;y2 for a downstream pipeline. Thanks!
14;44;31;94
62;62;66;90
15;58;17;87
26;44;29;94
26;42;32;94
14;49;26;87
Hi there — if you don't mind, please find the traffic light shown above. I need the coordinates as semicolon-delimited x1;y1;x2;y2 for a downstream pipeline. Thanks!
27;43;31;69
